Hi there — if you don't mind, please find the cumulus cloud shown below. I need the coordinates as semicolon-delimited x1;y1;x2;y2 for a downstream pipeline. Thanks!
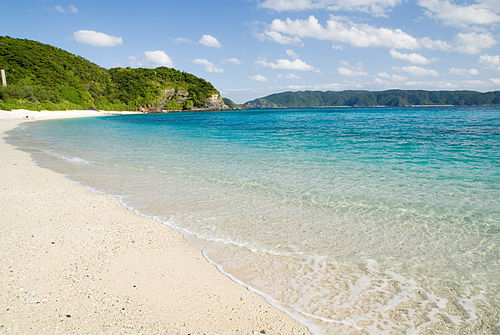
193;58;224;72
260;31;303;45
256;57;317;71
490;78;500;85
266;15;421;49
249;74;267;82
393;65;438;76
55;4;78;13
144;50;173;67
479;54;500;70
337;62;367;76
73;30;122;47
375;72;406;84
389;49;431;64
377;72;405;80
260;0;402;16
419;37;452;51
454;32;496;54
337;67;366;76
449;67;479;76
199;34;222;48
222;58;242;65
418;0;500;27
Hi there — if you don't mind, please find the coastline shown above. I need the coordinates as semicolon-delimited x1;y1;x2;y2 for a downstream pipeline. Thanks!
0;110;310;334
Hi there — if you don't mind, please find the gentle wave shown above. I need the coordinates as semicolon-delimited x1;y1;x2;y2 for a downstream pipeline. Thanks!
41;149;91;164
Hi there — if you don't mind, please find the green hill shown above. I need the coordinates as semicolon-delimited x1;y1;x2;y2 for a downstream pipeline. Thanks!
222;97;244;109
0;36;227;111
245;90;500;108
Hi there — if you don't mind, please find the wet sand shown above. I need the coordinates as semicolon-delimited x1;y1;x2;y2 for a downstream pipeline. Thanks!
0;110;310;334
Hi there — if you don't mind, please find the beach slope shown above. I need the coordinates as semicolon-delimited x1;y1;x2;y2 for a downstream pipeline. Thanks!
0;110;309;334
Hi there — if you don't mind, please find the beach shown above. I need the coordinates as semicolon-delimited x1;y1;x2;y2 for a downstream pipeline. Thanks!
0;110;310;334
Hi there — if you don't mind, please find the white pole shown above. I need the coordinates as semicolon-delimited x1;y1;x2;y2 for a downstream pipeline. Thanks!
1;69;6;87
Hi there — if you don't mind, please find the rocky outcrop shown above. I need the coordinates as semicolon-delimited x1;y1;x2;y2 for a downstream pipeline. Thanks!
205;94;228;110
140;89;228;113
160;89;189;107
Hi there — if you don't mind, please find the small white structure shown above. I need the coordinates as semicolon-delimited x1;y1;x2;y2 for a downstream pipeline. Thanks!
1;69;6;87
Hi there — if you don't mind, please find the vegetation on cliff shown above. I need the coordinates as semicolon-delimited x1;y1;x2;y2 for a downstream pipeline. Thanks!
245;90;500;108
0;36;224;111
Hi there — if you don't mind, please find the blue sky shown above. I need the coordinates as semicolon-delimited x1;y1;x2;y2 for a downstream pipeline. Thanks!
1;0;499;103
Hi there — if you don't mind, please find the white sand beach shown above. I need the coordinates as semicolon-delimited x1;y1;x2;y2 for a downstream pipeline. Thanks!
0;110;310;334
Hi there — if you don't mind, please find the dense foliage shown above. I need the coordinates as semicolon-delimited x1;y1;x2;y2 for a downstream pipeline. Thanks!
245;90;500;108
222;97;243;109
0;36;220;111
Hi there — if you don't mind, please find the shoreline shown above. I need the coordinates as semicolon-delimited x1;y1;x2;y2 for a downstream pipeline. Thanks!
0;110;310;334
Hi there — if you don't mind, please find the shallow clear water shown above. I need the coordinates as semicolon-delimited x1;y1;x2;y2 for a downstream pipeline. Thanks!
8;107;500;334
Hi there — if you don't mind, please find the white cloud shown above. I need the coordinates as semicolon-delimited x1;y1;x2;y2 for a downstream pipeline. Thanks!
405;79;489;90
389;49;431;64
267;15;421;50
328;0;402;16
256;58;317;71
193;58;224;72
418;0;500;27
337;62;367;76
199;34;222;48
249;74;268;82
260;0;321;11
261;31;303;45
173;37;193;44
73;30;122;47
393;66;438;76
455;32;496;54
419;37;452;51
144;50;173;67
222;58;242;65
490;78;500;85
259;0;402;16
479;54;500;70
338;67;367;76
55;4;78;13
281;83;343;91
286;73;301;79
265;15;495;54
286;49;299;58
376;72;406;82
449;67;479;76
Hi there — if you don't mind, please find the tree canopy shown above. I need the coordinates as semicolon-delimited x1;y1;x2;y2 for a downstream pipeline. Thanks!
0;36;220;111
245;90;500;108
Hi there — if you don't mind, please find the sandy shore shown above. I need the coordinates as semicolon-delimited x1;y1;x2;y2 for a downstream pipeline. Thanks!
0;110;310;334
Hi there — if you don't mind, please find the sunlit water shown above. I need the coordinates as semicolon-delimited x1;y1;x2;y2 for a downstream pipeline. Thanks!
8;108;500;334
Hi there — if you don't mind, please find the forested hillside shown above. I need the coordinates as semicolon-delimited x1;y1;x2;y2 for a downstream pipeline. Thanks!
245;90;500;108
0;36;225;111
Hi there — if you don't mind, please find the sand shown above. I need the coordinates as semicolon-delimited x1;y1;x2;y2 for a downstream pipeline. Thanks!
0;110;310;334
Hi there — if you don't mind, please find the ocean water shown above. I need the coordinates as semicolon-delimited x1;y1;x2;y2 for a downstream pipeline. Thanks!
8;107;500;334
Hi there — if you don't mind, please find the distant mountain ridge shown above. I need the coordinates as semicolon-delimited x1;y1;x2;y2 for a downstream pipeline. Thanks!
245;90;500;108
0;36;227;111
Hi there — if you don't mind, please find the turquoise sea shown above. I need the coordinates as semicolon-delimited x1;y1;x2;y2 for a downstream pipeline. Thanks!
8;107;500;334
